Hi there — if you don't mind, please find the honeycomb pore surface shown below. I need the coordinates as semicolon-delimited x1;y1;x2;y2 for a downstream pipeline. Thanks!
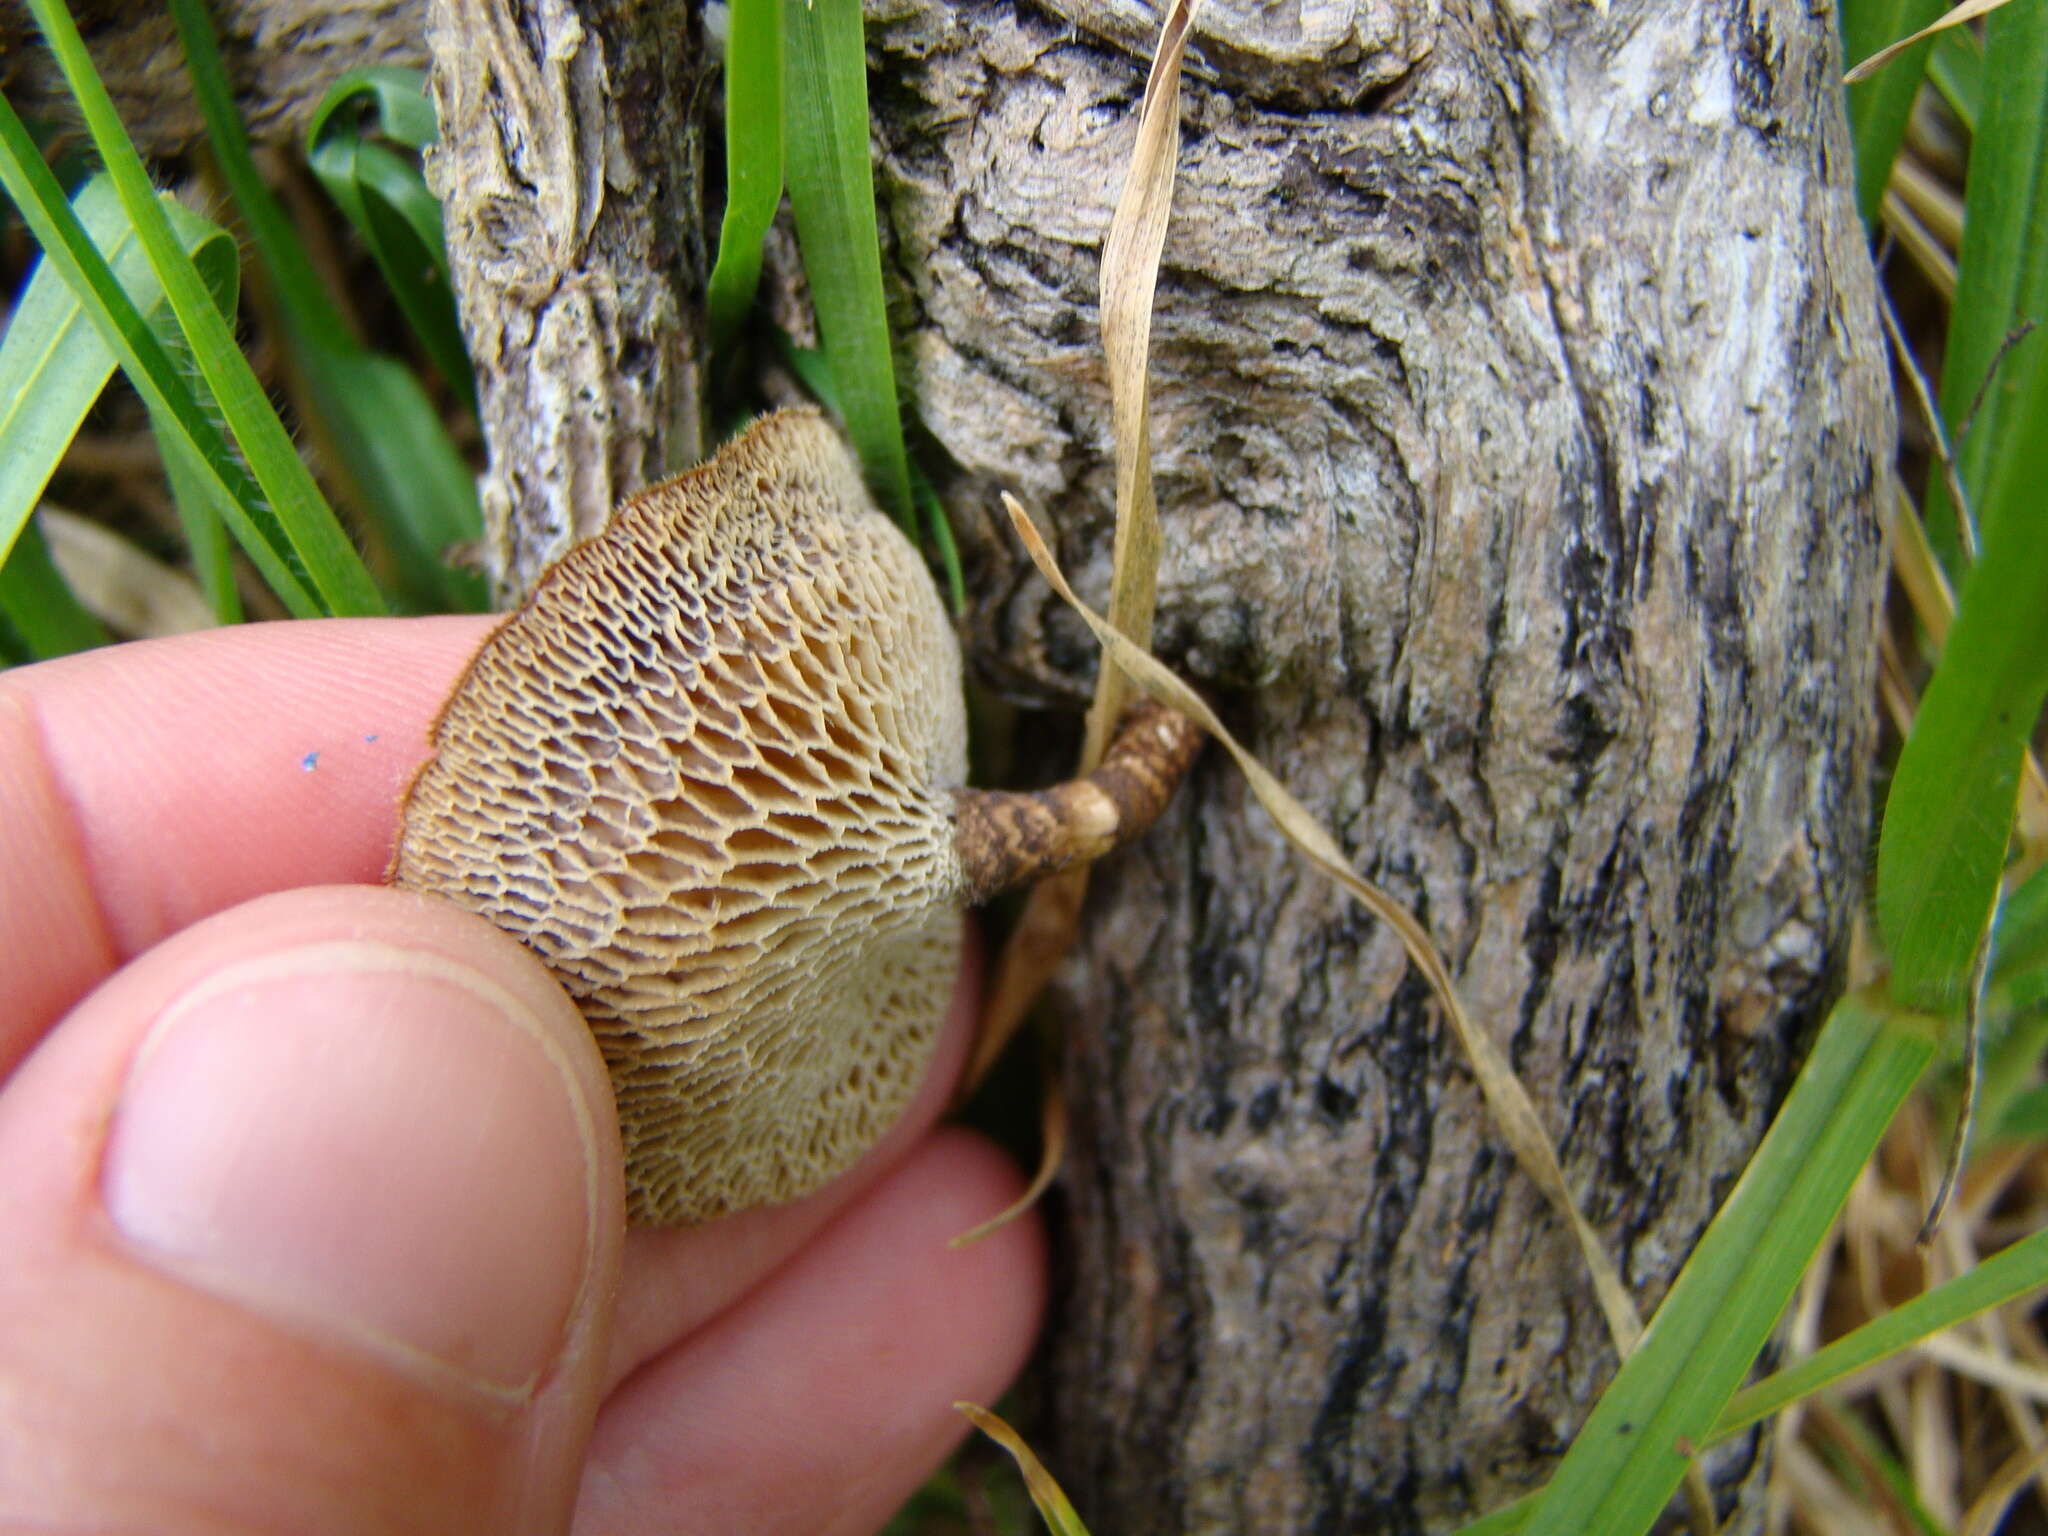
391;410;969;1223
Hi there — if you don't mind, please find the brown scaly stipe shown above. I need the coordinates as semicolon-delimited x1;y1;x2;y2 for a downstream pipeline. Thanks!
955;701;1207;904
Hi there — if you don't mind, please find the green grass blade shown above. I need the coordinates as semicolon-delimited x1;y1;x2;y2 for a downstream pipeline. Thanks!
0;170;240;640
1992;967;2048;1018
1877;537;2048;1012
782;0;913;529
1878;6;2048;1012
1839;0;1949;226
300;349;487;612
1991;861;2048;984
305;70;475;408
0;175;133;567
778;335;838;411
164;0;345;351
345;138;455;274
27;0;383;616
343;137;454;280
0;173;234;565
305;66;440;153
1990;1081;2048;1140
348;140;473;406
779;334;961;608
1517;991;1936;1536
1815;1406;1950;1536
1451;1198;2048;1536
1977;863;2048;1130
1928;24;1983;134
0;95;321;617
1921;0;2048;572
0;514;110;657
707;0;783;359
1715;1215;2048;1445
167;0;481;612
1447;1499;1533;1536
913;460;965;613
155;416;243;623
1980;1008;2048;1144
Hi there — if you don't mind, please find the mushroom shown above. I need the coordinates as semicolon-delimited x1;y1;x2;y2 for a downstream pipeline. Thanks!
390;409;1200;1224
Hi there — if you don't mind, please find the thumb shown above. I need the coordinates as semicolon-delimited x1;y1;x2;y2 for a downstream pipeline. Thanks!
0;885;626;1535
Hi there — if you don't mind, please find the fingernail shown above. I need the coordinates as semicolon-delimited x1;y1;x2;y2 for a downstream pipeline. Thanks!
103;941;601;1400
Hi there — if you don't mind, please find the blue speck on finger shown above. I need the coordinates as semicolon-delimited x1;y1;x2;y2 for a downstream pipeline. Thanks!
301;751;320;772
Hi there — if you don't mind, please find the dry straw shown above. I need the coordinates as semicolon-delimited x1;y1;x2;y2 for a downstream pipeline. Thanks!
1842;0;2019;85
965;0;1201;1090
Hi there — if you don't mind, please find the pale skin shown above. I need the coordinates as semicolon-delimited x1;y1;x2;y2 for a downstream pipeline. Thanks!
0;616;1046;1534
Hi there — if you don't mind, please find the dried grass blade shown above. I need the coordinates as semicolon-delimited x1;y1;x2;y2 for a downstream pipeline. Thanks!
964;872;1087;1092
967;0;1202;1094
1917;1333;2048;1404
39;505;216;637
1880;187;1960;299
1004;492;1645;1357
1889;474;1957;646
1085;0;1197;759
1960;1441;2048;1536
950;1073;1066;1249
1844;0;2016;85
956;1401;1092;1536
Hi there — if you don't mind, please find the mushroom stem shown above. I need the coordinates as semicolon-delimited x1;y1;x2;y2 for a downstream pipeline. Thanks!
954;701;1207;903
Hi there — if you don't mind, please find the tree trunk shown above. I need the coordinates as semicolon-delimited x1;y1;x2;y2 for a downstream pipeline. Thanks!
861;1;1889;1529
63;0;1888;1526
423;0;709;603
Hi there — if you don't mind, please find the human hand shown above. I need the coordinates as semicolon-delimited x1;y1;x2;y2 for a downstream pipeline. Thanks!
0;617;1045;1534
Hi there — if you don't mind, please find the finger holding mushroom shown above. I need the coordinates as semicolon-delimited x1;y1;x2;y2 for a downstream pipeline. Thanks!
391;409;1199;1224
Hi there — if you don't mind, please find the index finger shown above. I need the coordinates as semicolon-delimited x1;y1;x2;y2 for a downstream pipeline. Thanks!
0;616;494;1067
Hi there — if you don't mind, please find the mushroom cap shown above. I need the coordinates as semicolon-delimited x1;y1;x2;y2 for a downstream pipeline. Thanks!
390;410;968;1224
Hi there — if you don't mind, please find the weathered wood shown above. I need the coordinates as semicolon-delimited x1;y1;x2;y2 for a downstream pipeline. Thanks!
423;0;708;604
861;0;1889;1528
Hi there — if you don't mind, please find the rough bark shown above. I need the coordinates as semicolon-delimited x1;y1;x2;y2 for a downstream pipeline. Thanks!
422;0;709;603
1;0;426;154
860;1;1890;1528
